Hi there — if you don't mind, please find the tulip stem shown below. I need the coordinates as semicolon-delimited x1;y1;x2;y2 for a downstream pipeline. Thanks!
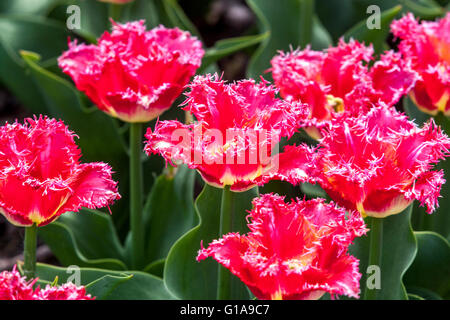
109;4;123;22
130;122;144;269
364;217;383;300
217;185;235;300
23;224;37;280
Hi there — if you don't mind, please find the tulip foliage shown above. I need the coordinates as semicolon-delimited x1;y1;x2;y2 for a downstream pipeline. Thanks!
0;0;449;301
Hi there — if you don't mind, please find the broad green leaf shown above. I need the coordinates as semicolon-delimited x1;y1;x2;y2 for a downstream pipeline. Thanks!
38;221;127;270
300;182;328;199
41;209;126;261
349;205;417;300
404;232;450;299
407;287;443;300
57;209;126;262
344;5;402;53
0;16;68;61
315;0;359;41
142;165;197;265
85;274;133;300
311;15;333;50
161;0;201;38
126;0;160;27
0;37;48;115
246;0;332;79
403;95;431;126
39;209;128;271
400;0;445;19
199;32;269;73
35;263;175;300
42;0;108;43
298;0;314;47
143;259;165;278
0;0;61;15
68;0;109;39
0;15;70;114
129;0;200;37
407;293;425;300
316;0;443;42
164;184;258;299
316;0;397;41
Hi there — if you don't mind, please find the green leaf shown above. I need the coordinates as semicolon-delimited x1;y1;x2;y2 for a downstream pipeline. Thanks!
0;37;48;115
0;0;61;15
349;205;417;300
39;209;128;270
85;274;133;300
311;15;333;50
407;293;425;300
403;95;431;126
35;263;175;300
142;165;197;265
0;16;69;61
344;5;402;54
0;15;70;114
298;0;314;47
69;0;109;39
300;182;328;199
126;0;160;28
143;259;165;278
129;0;200;38
315;0;400;42
315;0;359;42
407;287;443;300
164;184;258;299
161;0;201;38
199;32;269;73
246;0;332;79
400;0;445;19
404;232;450;299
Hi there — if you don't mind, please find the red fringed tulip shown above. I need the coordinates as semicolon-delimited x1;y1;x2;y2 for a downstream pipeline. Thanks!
37;283;94;300
391;13;450;116
315;105;450;218
0;266;38;300
197;194;367;300
270;40;418;139
145;74;316;192
0;116;121;227
58;21;204;123
0;266;94;300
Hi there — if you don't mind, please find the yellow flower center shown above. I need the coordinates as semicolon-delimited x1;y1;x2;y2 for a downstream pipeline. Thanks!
326;95;345;113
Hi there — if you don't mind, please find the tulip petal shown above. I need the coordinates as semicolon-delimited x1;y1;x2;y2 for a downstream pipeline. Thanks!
316;105;450;217
197;194;367;300
145;75;310;191
0;116;120;226
59;21;204;122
